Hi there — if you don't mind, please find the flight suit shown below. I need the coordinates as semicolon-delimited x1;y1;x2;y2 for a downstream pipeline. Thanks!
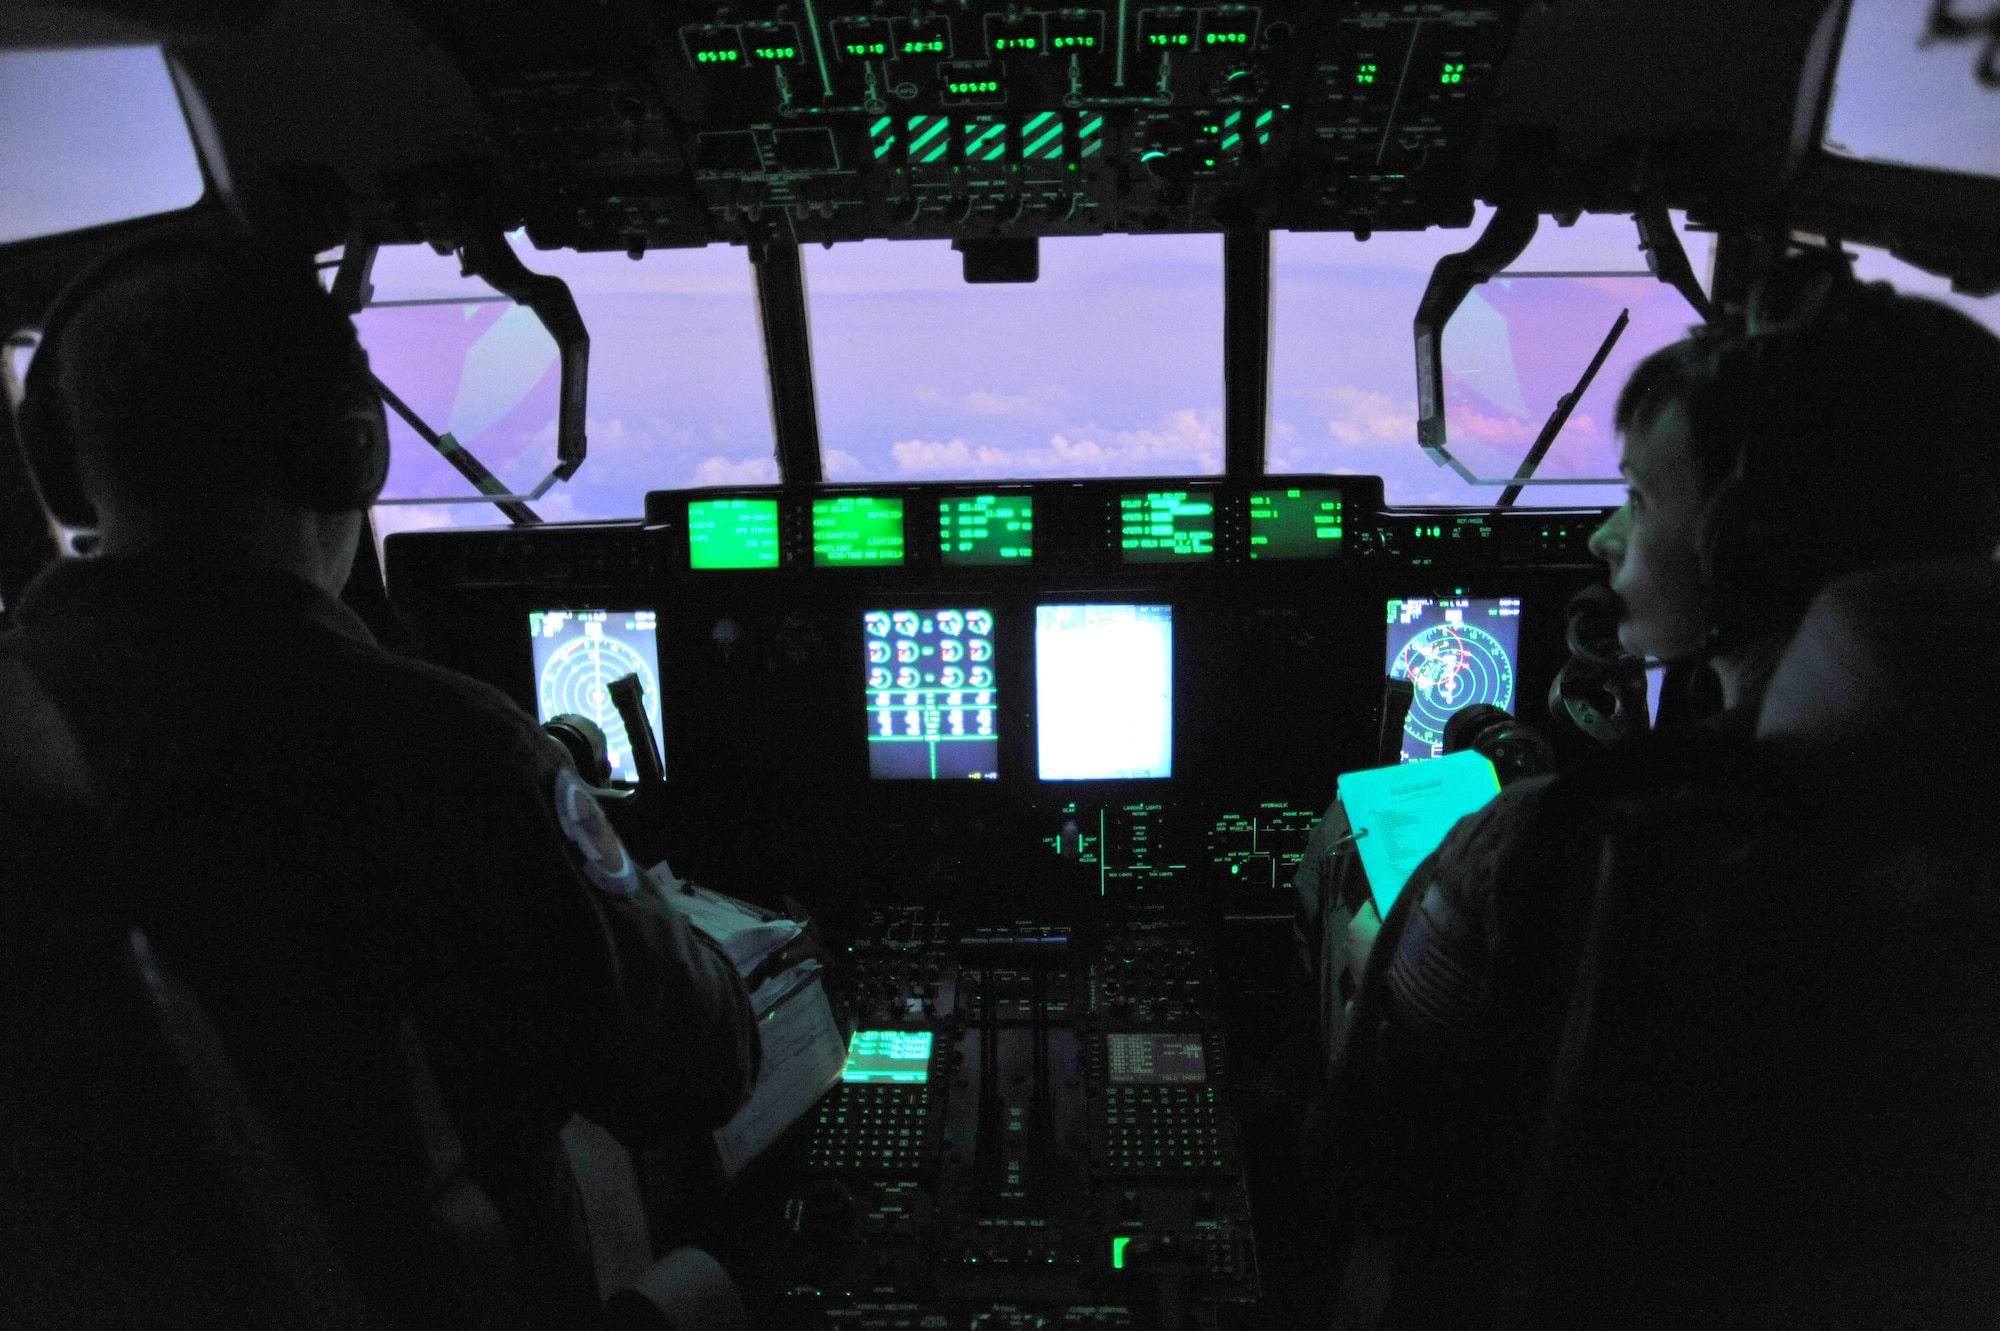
0;555;760;1261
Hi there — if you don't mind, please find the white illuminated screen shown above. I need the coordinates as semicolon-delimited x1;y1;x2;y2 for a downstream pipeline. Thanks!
1035;604;1173;780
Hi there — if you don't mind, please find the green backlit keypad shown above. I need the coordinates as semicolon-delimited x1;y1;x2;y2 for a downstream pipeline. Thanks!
808;1083;930;1172
1101;1085;1223;1171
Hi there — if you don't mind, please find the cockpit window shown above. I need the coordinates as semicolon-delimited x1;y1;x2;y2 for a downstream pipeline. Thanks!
806;235;1225;482
0;47;206;244
360;239;771;540
1824;0;2000;180
1272;208;1710;506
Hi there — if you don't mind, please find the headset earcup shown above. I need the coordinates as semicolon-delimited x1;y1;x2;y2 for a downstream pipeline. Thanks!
290;384;389;512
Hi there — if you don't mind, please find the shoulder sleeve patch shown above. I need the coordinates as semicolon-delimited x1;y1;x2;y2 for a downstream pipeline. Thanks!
553;766;641;897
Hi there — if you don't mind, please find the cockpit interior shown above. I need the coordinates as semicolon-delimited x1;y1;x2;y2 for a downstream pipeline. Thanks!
3;1;1998;1327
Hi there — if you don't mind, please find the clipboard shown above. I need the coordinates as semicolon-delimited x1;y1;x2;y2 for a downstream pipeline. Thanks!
1335;750;1501;916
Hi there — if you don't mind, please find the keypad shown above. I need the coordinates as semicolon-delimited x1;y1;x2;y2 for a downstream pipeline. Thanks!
1100;1085;1224;1170
808;1083;930;1171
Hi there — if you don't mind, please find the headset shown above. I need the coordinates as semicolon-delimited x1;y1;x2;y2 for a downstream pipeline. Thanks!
1547;581;1652;748
1440;701;1558;786
16;230;389;529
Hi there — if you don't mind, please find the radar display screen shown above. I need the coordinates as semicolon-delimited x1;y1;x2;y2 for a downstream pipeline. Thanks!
814;496;905;566
687;497;780;569
1106;1033;1206;1084
1036;604;1174;780
1386;597;1521;763
842;1029;933;1084
1119;491;1214;562
530;609;663;783
940;494;1034;565
865;607;999;780
1249;487;1344;560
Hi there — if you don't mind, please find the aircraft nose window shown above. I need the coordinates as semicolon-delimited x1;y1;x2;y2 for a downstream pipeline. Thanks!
1271;208;1710;507
355;239;773;540
0;47;205;245
807;235;1225;482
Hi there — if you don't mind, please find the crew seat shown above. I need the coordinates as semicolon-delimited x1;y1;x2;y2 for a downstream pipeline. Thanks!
0;655;747;1331
1492;561;2000;1329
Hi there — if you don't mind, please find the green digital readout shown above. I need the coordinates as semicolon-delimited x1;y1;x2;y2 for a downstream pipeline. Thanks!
682;25;744;66
687;498;780;570
1248;487;1344;560
1049;10;1105;53
1198;7;1257;48
832;17;892;59
741;22;803;63
1138;9;1197;49
813;496;906;566
895;15;952;57
1120;491;1214;562
940;494;1034;564
986;12;1044;56
842;1029;933;1083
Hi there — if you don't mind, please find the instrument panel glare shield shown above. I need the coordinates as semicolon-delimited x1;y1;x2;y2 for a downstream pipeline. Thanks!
688;497;781;569
1036;604;1174;780
530;609;664;783
865;607;1000;780
1386;597;1520;762
813;496;906;566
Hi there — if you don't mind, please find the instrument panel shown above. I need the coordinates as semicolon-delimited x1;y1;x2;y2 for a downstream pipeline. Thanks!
406;0;1523;248
382;472;1602;1326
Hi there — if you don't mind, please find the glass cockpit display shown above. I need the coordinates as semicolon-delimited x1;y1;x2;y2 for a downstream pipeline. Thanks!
1386;597;1520;763
1119;491;1214;562
864;607;999;780
1036;604;1174;781
687;497;780;569
841;1029;933;1084
530;609;663;783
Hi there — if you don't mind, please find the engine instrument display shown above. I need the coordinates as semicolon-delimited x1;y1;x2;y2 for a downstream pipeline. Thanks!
864;607;999;780
939;493;1034;565
1248;488;1344;560
688;497;781;569
842;1029;934;1084
814;496;906;566
1386;597;1521;762
1119;491;1214;563
530;609;664;783
1037;604;1174;780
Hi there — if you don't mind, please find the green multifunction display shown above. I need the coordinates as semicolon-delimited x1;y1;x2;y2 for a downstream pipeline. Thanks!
842;1029;934;1083
687;497;780;569
865;607;998;780
1120;490;1215;562
939;494;1034;564
1248;487;1344;560
813;496;905;566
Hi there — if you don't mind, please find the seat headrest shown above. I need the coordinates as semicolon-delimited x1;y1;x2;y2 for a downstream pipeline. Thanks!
1756;560;2000;810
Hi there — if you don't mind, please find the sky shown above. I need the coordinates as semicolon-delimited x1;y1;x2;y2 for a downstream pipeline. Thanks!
2;15;1996;538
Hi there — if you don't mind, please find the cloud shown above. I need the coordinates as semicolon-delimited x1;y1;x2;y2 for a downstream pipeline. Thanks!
693;454;779;485
910;383;1070;417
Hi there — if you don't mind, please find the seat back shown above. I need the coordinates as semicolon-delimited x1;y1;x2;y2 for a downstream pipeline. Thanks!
1495;562;2000;1329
